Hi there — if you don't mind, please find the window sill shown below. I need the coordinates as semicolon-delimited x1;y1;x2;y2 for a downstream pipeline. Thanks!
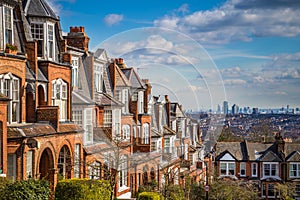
118;185;129;192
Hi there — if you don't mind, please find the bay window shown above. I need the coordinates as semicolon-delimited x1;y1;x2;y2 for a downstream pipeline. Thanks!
290;163;300;178
138;91;144;114
4;6;13;45
263;162;278;177
30;22;55;60
220;162;235;176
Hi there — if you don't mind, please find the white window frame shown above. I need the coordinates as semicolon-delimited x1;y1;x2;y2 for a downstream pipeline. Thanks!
26;150;33;179
72;110;82;125
138;91;144;114
46;23;55;60
104;110;112;127
1;6;14;48
71;57;79;87
164;138;170;153
118;156;128;190
220;161;235;176
290;162;300;178
0;73;20;123
94;64;103;92
31;22;44;57
74;144;81;178
52;78;68;121
122;89;129;114
263;162;279;178
252;162;258;177
240;162;246;177
89;161;101;180
143;123;149;144
122;124;130;141
112;109;121;137
84;108;93;144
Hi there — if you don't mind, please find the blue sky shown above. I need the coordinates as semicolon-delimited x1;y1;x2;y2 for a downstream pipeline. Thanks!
51;0;300;111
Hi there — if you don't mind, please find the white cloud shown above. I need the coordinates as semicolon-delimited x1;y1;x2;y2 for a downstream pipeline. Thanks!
153;0;300;44
223;79;247;85
104;14;124;26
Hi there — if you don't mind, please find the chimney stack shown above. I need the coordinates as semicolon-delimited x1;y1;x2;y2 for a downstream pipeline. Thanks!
65;26;90;51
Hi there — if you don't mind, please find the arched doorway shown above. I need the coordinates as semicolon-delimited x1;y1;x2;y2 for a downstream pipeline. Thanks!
26;83;35;122
150;167;155;181
142;165;148;185
38;85;46;106
58;145;72;180
39;148;54;183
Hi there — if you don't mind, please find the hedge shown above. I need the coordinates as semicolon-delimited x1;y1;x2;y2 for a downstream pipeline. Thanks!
0;178;50;200
55;179;111;200
138;192;161;200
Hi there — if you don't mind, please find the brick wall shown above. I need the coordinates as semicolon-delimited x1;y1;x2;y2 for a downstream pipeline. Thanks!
37;106;59;130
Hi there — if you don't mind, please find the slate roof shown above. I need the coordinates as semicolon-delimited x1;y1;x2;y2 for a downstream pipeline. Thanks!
215;142;246;160
121;68;145;89
95;93;123;107
115;65;130;87
72;90;94;105
215;140;300;162
24;0;59;20
7;123;83;139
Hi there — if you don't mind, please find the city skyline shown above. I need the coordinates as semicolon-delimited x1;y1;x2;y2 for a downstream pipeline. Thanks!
53;0;300;110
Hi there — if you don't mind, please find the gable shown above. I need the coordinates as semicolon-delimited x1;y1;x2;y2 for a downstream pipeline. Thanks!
220;152;236;161
287;151;300;162
259;151;282;162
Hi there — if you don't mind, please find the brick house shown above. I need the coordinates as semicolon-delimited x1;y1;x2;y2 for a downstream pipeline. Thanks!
0;0;84;186
214;136;300;199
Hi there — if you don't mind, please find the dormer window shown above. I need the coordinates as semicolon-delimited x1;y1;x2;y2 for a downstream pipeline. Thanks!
47;24;54;59
30;22;55;60
72;57;79;87
1;6;13;49
94;64;103;92
31;23;44;57
4;6;13;45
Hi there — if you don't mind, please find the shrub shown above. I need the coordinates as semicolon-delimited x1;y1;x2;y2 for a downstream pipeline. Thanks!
138;192;161;200
0;179;50;200
55;179;111;200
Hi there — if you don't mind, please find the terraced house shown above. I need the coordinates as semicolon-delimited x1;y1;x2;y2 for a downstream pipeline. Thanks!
0;0;205;199
214;135;300;199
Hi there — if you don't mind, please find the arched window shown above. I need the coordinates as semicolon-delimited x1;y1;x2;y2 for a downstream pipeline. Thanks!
89;161;101;180
118;156;128;190
52;79;68;121
0;73;19;123
142;165;148;185
143;123;149;144
122;124;130;141
58;145;71;179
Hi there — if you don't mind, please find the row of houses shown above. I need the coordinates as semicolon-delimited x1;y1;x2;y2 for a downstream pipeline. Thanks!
0;0;207;198
214;134;300;199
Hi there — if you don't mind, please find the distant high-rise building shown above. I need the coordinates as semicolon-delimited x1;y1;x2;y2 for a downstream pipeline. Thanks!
217;104;221;114
223;101;229;114
232;104;238;114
